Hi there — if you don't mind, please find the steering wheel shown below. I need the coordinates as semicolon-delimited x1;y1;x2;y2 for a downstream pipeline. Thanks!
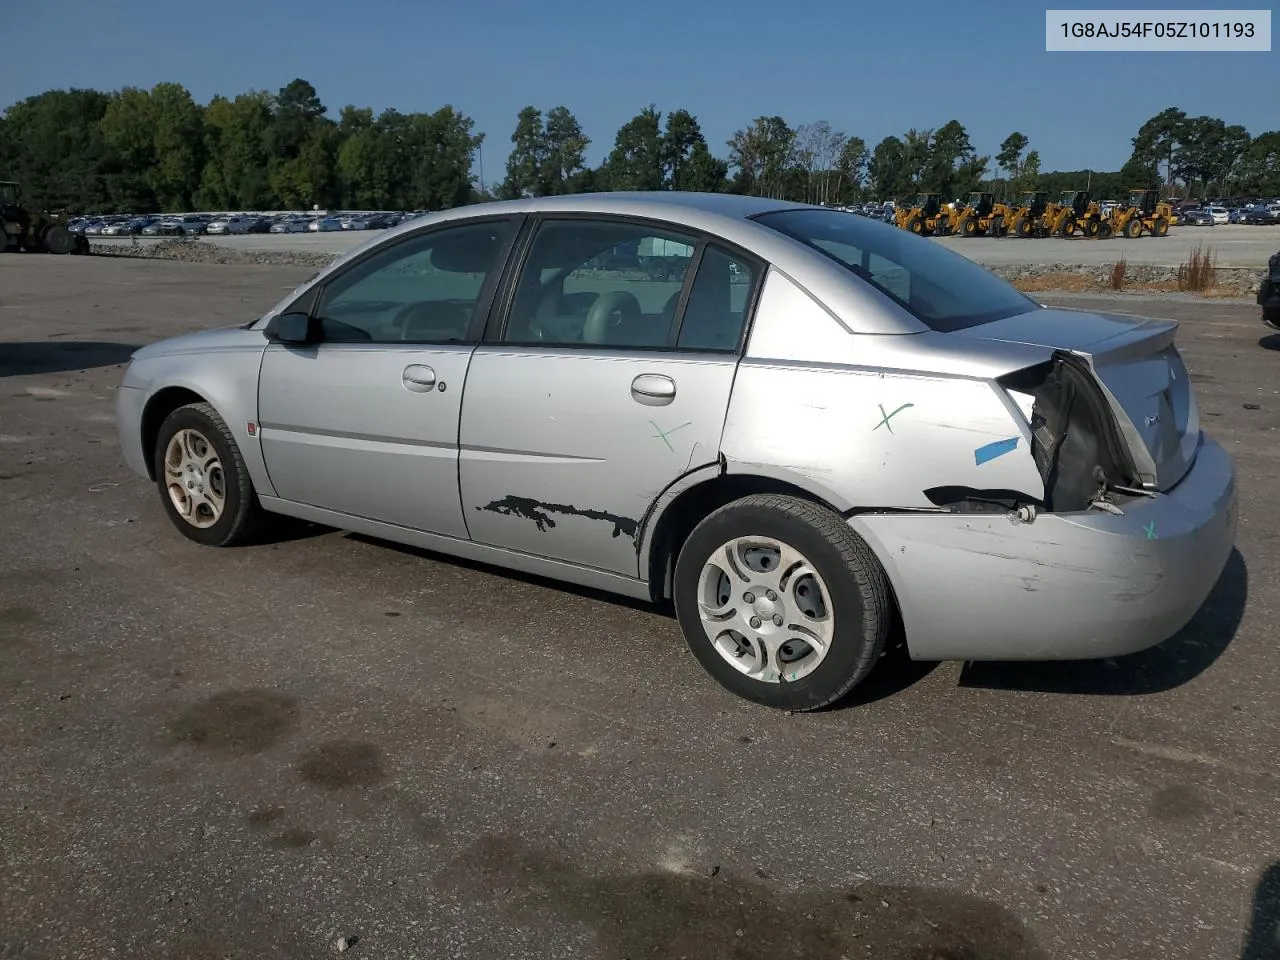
392;301;449;340
582;290;641;344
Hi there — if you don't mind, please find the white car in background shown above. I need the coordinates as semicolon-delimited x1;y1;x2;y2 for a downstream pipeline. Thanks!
307;217;344;232
206;216;252;235
269;218;310;234
1204;206;1230;225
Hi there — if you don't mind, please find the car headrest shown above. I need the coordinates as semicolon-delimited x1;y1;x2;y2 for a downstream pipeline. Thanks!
430;229;502;273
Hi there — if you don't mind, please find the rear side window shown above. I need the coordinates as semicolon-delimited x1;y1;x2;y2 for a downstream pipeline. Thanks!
753;209;1037;332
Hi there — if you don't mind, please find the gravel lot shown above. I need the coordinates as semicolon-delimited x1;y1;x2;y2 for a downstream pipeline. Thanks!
2;256;1278;960
91;222;1280;267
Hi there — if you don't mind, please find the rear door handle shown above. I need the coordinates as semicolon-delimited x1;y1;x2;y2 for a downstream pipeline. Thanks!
631;374;676;406
403;364;436;392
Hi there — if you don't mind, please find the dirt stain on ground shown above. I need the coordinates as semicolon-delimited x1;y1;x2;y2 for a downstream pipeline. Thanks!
1149;783;1212;821
167;689;297;754
298;740;385;789
265;827;318;850
442;836;1046;959
245;807;285;830
0;605;39;647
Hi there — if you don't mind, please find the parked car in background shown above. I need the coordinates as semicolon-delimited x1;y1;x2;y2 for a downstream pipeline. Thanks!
346;214;393;230
307;216;344;232
269;217;311;234
1244;204;1280;225
1180;208;1216;227
114;192;1236;712
206;216;253;235
141;219;173;236
1204;206;1230;225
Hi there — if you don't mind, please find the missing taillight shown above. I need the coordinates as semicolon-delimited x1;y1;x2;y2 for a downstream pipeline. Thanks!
999;352;1140;512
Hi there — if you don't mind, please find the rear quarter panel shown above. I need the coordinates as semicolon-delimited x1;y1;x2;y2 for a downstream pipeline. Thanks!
722;270;1045;510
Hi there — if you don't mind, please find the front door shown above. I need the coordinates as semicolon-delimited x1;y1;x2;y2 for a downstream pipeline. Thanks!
459;217;762;576
258;217;518;537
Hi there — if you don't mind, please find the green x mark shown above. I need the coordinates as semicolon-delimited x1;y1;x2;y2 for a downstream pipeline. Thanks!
1143;521;1158;540
874;402;915;434
650;420;692;452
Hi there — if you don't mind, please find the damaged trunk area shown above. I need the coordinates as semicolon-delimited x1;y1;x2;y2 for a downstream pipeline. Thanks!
1000;352;1142;512
925;352;1147;515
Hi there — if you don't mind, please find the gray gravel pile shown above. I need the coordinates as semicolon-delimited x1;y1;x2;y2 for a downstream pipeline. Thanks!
989;261;1265;296
89;238;338;269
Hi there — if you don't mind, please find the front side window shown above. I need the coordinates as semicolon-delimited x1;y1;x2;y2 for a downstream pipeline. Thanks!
503;220;699;348
314;220;512;343
754;208;1036;332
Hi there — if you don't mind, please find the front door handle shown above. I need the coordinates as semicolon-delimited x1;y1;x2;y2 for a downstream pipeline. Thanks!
631;374;676;406
403;364;436;392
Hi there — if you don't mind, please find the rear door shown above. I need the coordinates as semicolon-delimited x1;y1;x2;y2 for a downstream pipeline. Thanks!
458;216;763;576
257;216;520;536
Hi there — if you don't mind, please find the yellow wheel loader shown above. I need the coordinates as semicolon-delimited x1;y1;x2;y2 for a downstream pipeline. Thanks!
895;194;944;236
1107;189;1174;239
1040;191;1106;238
0;181;88;254
1006;191;1048;238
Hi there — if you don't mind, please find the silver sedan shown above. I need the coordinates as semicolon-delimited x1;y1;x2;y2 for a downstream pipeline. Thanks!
115;193;1237;711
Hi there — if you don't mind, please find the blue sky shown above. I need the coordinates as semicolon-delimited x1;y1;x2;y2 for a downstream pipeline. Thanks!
5;0;1276;182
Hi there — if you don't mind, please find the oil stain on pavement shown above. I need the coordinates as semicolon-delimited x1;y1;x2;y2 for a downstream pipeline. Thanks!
443;835;1046;959
166;689;297;754
297;740;385;789
0;605;39;646
1148;783;1212;821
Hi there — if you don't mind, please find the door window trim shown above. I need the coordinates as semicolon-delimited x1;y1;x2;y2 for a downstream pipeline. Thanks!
481;212;767;357
280;214;525;347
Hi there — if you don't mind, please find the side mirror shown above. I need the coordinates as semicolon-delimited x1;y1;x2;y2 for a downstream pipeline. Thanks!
263;312;318;345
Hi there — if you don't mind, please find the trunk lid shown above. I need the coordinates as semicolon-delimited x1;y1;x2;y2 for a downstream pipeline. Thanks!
955;307;1199;491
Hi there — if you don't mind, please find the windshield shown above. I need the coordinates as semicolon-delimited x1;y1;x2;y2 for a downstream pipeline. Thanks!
754;208;1037;332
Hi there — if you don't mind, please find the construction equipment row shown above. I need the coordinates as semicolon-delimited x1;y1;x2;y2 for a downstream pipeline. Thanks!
893;189;1175;239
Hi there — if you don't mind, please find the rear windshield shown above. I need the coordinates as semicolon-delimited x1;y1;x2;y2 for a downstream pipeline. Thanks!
753;208;1037;332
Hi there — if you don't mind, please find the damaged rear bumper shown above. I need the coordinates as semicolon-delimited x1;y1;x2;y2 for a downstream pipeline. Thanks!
850;435;1237;661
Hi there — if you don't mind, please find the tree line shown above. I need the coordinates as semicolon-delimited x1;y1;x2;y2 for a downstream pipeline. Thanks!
3;80;1278;215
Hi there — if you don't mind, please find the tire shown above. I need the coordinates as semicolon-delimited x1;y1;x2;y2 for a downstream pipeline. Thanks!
1124;217;1143;239
1058;220;1074;238
904;215;923;234
1085;219;1101;238
1263;307;1280;331
989;216;1006;237
1099;221;1114;239
153;401;264;547
1013;216;1033;238
1153;217;1169;237
960;216;977;236
42;224;75;255
673;494;891;711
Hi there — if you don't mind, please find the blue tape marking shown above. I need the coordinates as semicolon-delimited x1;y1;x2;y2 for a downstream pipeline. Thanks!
974;436;1020;466
1143;521;1158;540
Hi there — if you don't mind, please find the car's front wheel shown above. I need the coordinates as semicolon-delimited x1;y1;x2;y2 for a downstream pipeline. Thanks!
674;494;891;711
153;402;264;547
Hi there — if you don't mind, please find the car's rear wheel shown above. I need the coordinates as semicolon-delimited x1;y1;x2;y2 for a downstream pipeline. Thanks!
154;402;264;547
673;494;891;711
